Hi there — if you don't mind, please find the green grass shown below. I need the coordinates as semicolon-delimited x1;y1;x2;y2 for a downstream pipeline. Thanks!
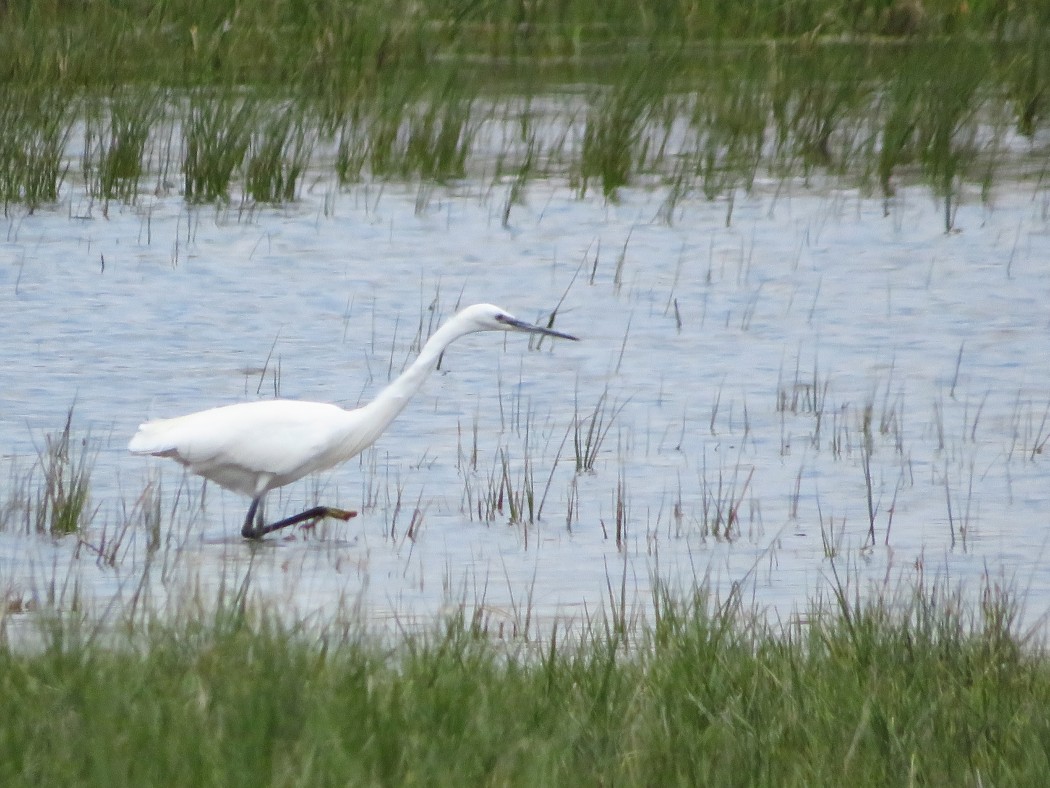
183;89;254;203
1;1;1046;87
244;108;313;203
0;87;74;212
2;389;1050;782
0;2;1047;207
82;88;162;211
0;409;95;536
0;574;1046;785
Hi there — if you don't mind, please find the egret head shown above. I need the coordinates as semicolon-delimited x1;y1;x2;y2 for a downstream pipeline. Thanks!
464;303;579;341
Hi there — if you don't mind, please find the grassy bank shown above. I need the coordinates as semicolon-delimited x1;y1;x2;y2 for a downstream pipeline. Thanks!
0;576;1046;785
0;2;1047;212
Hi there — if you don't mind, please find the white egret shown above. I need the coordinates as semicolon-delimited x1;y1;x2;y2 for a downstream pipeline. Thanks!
129;303;578;539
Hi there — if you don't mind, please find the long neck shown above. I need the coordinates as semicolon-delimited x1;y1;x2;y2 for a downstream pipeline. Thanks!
355;318;475;439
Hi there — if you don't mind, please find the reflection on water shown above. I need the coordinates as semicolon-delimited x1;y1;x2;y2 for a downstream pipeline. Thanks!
2;175;1050;635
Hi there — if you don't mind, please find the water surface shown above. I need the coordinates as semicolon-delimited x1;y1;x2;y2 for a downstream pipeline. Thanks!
3;173;1049;635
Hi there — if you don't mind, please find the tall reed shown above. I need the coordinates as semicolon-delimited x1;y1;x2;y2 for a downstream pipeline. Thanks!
183;89;253;203
0;88;74;211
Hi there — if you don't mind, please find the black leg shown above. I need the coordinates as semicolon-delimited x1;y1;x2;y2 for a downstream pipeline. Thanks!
241;497;263;539
241;496;355;540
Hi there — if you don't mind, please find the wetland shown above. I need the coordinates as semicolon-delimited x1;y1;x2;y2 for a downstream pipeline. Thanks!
2;2;1050;782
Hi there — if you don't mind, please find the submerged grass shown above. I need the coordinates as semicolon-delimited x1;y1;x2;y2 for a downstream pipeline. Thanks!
0;574;1047;785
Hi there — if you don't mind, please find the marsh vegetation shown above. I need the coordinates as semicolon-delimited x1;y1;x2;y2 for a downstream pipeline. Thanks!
0;1;1048;221
4;2;1050;782
1;573;1047;786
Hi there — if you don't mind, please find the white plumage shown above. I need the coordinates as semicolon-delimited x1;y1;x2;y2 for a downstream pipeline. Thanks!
129;304;577;539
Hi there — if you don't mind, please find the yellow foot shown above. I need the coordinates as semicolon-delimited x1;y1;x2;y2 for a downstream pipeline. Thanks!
325;508;357;521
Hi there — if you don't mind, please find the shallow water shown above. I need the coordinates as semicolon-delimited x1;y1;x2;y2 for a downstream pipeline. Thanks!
3;171;1050;636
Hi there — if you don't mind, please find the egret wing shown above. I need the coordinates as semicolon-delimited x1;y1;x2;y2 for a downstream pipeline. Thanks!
129;400;351;479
